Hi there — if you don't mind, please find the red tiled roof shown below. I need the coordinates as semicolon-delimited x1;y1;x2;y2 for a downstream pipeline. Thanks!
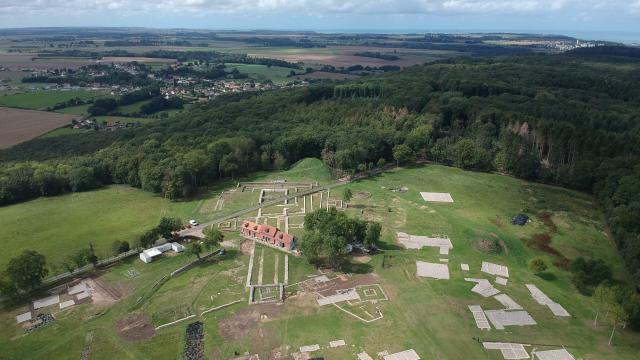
241;220;295;247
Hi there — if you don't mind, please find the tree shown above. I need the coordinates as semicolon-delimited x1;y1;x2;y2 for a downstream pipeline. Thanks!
87;243;98;266
273;152;288;170
203;226;224;251
0;274;18;297
608;302;629;346
392;144;414;167
157;217;182;239
324;235;347;270
364;222;382;249
139;229;158;248
112;240;130;255
188;242;202;259
529;258;548;273
342;188;353;203
448;139;491;170
60;256;77;274
5;250;49;291
70;249;90;269
570;257;613;294
593;284;616;327
299;231;323;266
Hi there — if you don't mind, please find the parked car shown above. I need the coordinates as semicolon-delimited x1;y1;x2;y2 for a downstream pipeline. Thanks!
189;219;198;226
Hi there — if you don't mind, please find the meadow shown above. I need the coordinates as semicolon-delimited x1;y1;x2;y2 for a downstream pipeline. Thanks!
0;90;98;110
0;159;330;272
0;160;638;359
0;186;205;271
223;63;302;84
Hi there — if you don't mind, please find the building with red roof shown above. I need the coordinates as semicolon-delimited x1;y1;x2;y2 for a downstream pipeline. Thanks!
241;220;296;251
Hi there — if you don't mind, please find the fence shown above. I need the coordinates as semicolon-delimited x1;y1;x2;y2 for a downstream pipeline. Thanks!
41;248;141;286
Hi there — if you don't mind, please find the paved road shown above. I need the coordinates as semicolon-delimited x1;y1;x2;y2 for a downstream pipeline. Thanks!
178;181;347;238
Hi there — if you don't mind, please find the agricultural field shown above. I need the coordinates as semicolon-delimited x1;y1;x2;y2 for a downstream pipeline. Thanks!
226;46;461;68
0;90;98;110
1;161;639;359
223;63;303;84
0;107;77;148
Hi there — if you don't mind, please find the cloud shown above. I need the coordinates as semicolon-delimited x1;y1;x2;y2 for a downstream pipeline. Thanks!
0;0;633;16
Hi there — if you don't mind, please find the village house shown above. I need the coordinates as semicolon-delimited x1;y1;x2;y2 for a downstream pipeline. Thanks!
240;220;296;251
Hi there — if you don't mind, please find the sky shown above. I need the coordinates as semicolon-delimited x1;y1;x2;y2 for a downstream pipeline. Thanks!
1;1;640;41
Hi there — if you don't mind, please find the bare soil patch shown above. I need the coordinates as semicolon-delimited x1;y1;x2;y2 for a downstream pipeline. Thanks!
239;240;254;255
0;107;75;148
353;255;372;264
538;211;558;233
86;277;131;307
218;304;282;341
353;191;371;199
116;314;155;341
527;233;570;269
475;238;502;254
0;54;94;70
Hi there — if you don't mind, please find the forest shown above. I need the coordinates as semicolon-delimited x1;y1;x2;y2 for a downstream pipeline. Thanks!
1;46;639;284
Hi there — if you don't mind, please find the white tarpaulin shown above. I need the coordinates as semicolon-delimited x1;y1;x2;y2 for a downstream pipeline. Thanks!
420;192;454;203
483;342;529;359
16;312;32;324
33;295;60;309
481;261;509;277
416;261;450;280
383;349;421;360
534;349;576;360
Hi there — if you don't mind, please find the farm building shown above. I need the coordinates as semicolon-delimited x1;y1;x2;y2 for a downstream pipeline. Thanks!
139;242;186;263
240;220;296;250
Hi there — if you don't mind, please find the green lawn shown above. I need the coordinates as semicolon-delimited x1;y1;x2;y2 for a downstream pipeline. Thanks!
0;185;205;271
0;90;98;110
1;161;639;359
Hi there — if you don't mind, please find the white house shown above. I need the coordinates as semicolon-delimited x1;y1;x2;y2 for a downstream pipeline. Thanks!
139;242;185;263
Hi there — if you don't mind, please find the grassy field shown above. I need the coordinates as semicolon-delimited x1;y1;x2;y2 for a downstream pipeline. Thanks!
55;103;91;115
0;158;328;272
1;161;639;359
224;63;302;84
0;90;98;110
116;99;153;115
0;186;205;271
